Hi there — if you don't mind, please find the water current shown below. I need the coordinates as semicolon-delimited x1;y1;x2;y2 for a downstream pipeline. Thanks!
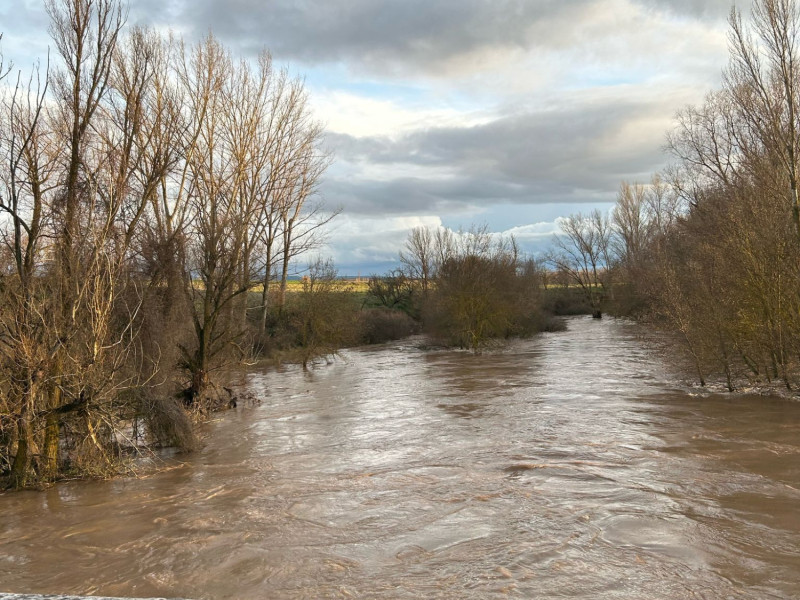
1;316;799;599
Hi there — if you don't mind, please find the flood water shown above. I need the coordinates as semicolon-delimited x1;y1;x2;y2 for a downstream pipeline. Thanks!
2;316;800;599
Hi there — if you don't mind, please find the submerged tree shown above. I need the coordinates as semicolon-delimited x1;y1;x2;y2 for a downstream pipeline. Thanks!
289;259;358;369
401;225;543;350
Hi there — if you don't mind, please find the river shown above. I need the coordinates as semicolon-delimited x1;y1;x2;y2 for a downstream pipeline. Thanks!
1;316;799;599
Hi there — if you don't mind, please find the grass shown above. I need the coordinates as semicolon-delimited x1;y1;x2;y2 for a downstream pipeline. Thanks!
246;279;370;312
280;278;370;293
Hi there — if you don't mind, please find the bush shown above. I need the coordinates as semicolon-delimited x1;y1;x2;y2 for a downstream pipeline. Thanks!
359;308;419;344
422;245;543;349
365;271;420;318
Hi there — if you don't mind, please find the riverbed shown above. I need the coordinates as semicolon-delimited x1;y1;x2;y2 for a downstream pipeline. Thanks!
1;316;799;598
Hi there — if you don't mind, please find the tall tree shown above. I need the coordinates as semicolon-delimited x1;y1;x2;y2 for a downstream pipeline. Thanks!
726;0;800;240
550;210;613;318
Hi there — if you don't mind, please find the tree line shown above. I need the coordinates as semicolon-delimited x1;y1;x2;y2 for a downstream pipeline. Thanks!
0;0;332;488
550;0;800;392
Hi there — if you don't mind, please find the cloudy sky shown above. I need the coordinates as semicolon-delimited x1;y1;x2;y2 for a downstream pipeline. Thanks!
3;0;736;274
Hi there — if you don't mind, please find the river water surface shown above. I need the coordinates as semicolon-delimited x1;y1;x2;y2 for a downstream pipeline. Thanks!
1;316;800;599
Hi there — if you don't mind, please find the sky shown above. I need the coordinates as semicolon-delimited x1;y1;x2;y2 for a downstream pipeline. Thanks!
1;0;736;274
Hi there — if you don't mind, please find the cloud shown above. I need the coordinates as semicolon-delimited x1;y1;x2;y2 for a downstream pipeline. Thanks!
320;89;682;220
119;0;731;90
320;214;443;273
3;0;735;274
633;0;733;20
133;0;598;75
503;221;565;240
312;91;493;137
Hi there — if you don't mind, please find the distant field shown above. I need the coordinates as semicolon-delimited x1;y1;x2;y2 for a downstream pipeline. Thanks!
255;278;370;293
246;278;370;310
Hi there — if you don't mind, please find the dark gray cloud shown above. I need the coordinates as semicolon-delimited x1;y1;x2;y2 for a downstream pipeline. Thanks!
323;175;552;216
124;0;736;74
323;96;668;216
130;0;595;71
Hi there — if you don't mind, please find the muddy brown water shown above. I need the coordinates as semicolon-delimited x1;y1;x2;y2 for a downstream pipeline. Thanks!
1;316;800;599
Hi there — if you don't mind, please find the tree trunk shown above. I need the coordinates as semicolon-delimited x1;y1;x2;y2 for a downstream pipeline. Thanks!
187;318;211;404
189;368;209;404
792;181;800;243
278;263;289;311
260;276;271;332
42;409;60;480
237;246;252;329
10;416;32;489
259;246;273;331
277;218;293;311
10;377;37;488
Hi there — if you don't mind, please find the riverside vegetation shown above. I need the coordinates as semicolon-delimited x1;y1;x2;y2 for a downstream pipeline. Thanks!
0;0;339;488
397;0;800;395
554;0;800;394
2;0;800;490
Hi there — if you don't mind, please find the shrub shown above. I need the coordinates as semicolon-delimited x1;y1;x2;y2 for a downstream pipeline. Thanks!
359;308;419;344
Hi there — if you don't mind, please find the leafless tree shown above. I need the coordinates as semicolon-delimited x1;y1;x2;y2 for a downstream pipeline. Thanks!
612;182;650;270
400;226;435;295
290;258;358;369
0;0;336;486
726;0;800;239
272;87;331;312
549;210;613;318
0;52;55;486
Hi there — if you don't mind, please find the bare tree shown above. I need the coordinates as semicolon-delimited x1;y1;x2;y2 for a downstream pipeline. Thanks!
273;85;331;312
176;34;244;404
726;0;800;240
172;35;333;403
398;225;457;298
613;181;650;270
0;0;173;485
550;210;613;318
0;52;55;486
400;226;435;296
643;173;681;242
0;0;336;486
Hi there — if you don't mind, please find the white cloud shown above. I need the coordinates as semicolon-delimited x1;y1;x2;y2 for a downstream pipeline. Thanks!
310;90;493;138
320;214;443;272
502;221;564;240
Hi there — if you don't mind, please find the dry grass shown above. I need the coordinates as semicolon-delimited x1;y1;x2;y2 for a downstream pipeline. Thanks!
270;278;370;293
